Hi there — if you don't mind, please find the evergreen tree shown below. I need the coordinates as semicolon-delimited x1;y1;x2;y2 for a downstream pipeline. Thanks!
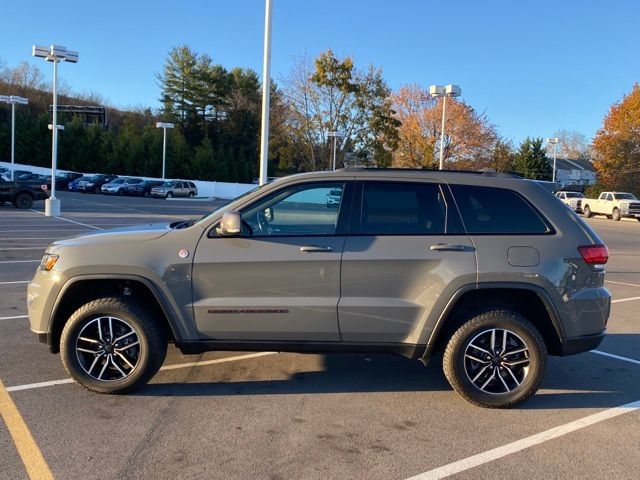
512;137;552;180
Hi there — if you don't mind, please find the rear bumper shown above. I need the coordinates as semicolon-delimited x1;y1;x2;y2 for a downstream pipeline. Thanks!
560;331;605;355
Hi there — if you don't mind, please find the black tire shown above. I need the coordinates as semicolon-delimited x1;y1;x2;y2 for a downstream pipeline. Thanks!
612;208;621;221
118;188;124;196
144;191;150;198
443;309;546;408
166;191;173;198
60;296;167;394
94;186;101;194
583;205;592;218
13;193;33;209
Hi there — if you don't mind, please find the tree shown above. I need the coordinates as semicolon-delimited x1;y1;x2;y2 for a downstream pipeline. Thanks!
490;139;515;172
592;84;640;192
157;45;199;126
390;84;499;169
512;137;552;180
283;50;399;171
554;129;591;160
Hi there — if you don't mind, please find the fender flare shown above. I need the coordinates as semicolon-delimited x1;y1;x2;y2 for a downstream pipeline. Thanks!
422;281;565;362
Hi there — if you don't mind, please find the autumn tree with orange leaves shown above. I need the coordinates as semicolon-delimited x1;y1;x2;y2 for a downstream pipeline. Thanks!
391;84;499;170
592;84;640;193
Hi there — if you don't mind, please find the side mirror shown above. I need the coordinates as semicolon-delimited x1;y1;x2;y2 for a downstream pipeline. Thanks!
216;210;242;236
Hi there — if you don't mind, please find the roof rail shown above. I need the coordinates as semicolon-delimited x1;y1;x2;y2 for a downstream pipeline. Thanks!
339;166;522;178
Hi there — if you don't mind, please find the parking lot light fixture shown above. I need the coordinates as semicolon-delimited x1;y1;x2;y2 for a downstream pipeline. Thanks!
429;84;462;170
546;137;559;183
0;95;28;180
156;122;175;180
32;44;79;216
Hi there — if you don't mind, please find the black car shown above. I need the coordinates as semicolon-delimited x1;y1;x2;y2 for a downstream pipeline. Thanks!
78;174;118;193
0;173;49;208
123;180;164;198
55;172;83;190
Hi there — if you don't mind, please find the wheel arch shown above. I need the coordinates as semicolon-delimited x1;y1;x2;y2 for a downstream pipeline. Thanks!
49;275;181;354
424;283;565;361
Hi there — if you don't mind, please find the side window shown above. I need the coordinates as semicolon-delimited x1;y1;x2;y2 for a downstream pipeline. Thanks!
605;193;613;201
451;185;550;234
241;183;346;237
188;182;196;189
360;182;447;235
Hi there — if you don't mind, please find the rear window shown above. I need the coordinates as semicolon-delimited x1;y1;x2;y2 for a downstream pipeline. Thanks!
450;185;550;234
359;182;449;235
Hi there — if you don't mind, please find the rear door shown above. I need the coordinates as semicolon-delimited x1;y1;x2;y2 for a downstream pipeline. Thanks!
338;180;476;344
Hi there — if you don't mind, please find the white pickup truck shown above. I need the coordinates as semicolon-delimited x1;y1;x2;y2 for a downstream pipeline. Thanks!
582;191;640;221
555;191;584;213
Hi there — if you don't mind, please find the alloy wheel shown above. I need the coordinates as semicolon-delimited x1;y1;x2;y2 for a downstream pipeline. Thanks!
463;328;530;394
75;316;141;382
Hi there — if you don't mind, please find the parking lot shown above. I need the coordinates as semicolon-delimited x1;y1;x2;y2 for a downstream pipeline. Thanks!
1;192;640;480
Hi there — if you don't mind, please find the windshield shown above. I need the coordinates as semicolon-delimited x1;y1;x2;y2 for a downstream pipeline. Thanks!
615;193;637;200
110;178;125;184
161;182;174;187
197;184;264;223
565;192;584;198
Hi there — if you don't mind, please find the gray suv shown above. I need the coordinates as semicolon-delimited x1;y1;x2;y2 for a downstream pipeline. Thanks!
151;180;198;198
27;169;610;407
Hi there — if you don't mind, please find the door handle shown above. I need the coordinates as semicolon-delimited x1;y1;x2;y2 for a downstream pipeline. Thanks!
300;245;334;253
430;243;467;252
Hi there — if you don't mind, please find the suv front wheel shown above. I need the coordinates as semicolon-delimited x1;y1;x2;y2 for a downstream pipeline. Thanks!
60;296;167;394
443;309;546;408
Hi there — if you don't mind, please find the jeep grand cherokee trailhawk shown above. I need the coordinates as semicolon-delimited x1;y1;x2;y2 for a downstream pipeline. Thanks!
27;168;611;407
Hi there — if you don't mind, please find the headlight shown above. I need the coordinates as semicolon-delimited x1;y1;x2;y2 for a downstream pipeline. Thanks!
40;253;59;271
621;204;630;212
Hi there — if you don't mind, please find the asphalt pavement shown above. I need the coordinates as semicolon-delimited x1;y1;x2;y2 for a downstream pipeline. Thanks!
1;192;640;480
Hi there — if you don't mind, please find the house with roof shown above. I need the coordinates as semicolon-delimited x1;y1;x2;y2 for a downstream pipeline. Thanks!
548;158;596;188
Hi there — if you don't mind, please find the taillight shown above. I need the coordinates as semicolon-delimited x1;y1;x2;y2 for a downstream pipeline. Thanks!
578;244;609;265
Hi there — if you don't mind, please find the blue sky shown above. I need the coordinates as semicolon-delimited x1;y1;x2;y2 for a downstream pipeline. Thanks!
1;0;638;144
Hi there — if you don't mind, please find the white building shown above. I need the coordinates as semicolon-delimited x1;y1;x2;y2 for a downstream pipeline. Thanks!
548;158;596;188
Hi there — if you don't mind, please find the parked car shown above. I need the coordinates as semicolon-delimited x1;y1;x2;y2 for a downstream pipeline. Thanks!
101;177;143;195
582;191;640;221
78;174;118;193
0;173;49;208
54;172;83;190
123;180;164;198
28;168;611;407
555;191;584;213
68;176;92;192
150;180;198;198
326;187;342;207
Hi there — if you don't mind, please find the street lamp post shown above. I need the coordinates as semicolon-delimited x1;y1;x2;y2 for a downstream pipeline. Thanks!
156;122;175;179
429;84;462;170
547;137;559;183
0;95;28;181
33;45;79;216
258;0;273;186
327;131;342;171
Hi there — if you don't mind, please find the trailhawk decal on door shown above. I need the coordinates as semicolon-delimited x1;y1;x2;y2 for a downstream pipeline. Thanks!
207;308;290;314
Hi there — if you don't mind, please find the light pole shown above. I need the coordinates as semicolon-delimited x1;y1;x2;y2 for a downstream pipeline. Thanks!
429;84;461;170
156;122;175;180
0;95;28;180
258;0;273;186
327;131;342;171
547;137;559;182
33;45;79;216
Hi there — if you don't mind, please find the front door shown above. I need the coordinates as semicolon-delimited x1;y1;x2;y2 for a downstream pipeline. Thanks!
338;180;477;344
192;180;352;341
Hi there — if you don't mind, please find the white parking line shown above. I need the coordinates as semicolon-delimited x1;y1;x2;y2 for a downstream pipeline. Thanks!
0;281;29;285
28;209;103;230
405;398;640;480
605;280;640;288
0;260;40;264
612;296;640;304
0;315;28;321
5;351;277;392
591;350;640;366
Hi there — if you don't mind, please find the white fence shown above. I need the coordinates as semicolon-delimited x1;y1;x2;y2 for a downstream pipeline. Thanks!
0;161;255;200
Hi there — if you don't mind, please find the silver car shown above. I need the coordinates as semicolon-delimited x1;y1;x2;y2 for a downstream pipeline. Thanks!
151;180;198;198
27;168;610;407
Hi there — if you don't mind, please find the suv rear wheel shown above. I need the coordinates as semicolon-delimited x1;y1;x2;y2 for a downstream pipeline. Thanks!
60;296;167;394
443;309;546;408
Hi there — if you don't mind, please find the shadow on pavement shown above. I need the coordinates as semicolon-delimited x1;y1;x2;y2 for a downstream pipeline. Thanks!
135;335;640;410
